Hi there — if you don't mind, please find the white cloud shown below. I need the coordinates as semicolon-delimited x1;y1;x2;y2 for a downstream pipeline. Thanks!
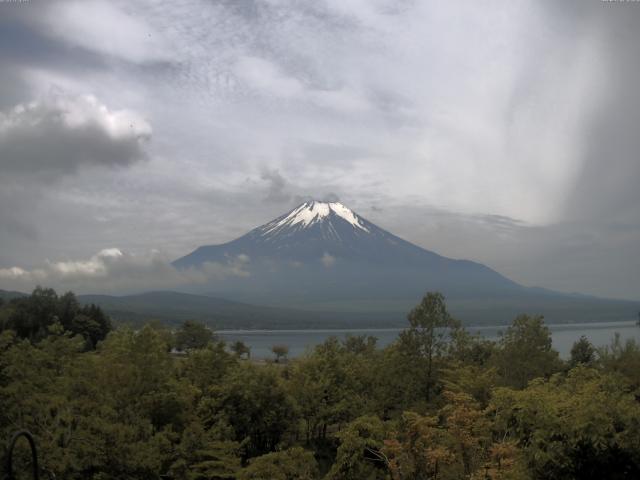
38;0;174;64
0;249;250;294
234;56;371;113
48;248;124;277
235;56;305;99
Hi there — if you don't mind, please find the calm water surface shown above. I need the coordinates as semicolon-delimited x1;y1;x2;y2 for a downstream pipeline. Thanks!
218;321;640;359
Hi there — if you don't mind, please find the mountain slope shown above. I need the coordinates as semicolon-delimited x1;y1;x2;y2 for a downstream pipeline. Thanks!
174;201;520;298
173;201;640;324
176;201;502;271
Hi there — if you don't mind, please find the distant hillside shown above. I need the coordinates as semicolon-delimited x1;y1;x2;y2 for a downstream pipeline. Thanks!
78;290;640;330
3;287;638;329
77;291;401;330
0;289;28;302
445;292;640;325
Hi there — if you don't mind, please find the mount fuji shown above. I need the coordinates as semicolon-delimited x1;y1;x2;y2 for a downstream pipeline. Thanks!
172;201;640;325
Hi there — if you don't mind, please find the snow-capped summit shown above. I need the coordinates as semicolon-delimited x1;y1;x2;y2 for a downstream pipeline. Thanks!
173;200;404;268
174;200;396;270
259;201;370;238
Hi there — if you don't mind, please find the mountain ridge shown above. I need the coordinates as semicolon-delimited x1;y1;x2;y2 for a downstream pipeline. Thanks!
1;286;638;328
76;290;400;329
174;201;512;277
171;201;640;324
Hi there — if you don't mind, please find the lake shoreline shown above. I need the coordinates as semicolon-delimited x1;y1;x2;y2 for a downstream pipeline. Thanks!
216;319;637;334
217;320;640;360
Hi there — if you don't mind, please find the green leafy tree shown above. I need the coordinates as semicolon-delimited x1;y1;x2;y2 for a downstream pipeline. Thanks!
4;286;59;341
442;326;499;407
96;325;188;431
598;333;640;392
1;288;110;349
383;292;457;409
441;363;498;408
180;341;237;393
448;325;496;367
175;320;214;351
237;447;318;480
569;335;596;368
146;319;176;351
169;423;241;480
343;334;378;355
490;367;640;479
76;302;112;348
289;337;371;443
272;344;289;363
0;324;169;479
198;364;296;458
325;415;388;480
492;315;562;389
231;340;251;359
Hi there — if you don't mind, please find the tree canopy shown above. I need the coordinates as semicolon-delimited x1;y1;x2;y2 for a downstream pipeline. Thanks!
0;286;111;349
1;289;640;479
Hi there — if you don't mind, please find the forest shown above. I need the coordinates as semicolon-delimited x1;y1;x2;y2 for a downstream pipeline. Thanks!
2;287;640;479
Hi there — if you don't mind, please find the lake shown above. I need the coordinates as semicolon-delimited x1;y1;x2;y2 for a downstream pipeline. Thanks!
218;321;640;359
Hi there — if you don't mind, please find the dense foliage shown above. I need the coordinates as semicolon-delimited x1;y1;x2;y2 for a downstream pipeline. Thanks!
2;288;640;479
0;287;111;349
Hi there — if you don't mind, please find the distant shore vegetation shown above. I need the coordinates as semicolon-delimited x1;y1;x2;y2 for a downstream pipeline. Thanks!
2;288;640;479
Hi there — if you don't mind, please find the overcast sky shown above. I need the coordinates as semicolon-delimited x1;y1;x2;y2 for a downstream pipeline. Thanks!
0;0;639;299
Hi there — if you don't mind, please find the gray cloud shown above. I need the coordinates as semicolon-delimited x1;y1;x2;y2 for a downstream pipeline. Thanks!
0;67;32;110
0;92;151;178
260;168;291;203
562;4;640;223
260;167;341;206
321;192;340;203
